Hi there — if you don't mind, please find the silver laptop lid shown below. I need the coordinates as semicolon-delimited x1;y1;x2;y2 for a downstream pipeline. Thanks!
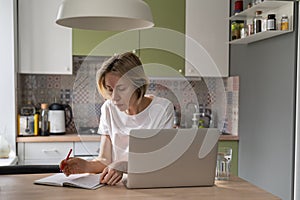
126;128;220;189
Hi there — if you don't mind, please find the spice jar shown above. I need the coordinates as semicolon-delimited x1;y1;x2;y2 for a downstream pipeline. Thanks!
267;14;276;31
234;0;243;14
281;15;289;31
247;23;253;35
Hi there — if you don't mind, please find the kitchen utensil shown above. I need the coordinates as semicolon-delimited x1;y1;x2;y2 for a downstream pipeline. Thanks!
48;103;73;135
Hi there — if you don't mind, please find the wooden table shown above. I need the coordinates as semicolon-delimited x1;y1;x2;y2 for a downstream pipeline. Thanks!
0;174;280;200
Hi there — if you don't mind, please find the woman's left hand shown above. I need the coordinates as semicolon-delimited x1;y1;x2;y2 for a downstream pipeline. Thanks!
100;166;123;185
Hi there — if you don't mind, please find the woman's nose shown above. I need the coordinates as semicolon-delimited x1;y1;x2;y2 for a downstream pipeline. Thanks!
111;90;120;101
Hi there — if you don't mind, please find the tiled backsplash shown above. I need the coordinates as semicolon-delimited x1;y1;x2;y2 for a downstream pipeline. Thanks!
17;56;239;135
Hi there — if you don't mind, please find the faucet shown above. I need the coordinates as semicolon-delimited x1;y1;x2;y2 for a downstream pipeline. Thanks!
185;102;212;128
185;101;199;113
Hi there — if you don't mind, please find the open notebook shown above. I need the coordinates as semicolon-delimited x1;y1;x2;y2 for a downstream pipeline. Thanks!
34;173;104;190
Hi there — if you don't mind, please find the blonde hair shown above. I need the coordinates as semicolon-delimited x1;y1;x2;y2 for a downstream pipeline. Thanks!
96;52;149;102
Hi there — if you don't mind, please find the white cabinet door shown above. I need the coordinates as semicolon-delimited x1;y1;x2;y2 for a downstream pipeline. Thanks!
18;0;72;74
185;0;229;77
18;142;73;165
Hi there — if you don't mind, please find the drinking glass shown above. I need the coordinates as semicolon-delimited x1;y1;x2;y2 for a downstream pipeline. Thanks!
215;147;232;180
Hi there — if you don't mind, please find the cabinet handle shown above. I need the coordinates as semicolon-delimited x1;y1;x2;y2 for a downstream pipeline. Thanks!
42;149;58;153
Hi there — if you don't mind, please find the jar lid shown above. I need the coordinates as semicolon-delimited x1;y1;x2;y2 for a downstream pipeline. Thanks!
268;14;276;18
41;103;48;109
255;10;262;15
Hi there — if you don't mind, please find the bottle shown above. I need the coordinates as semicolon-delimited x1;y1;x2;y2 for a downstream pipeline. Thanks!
40;103;49;136
253;11;263;34
281;15;289;31
267;14;276;31
173;106;180;129
34;113;39;136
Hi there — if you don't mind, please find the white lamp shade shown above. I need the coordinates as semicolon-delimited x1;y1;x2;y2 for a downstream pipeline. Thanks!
56;0;154;31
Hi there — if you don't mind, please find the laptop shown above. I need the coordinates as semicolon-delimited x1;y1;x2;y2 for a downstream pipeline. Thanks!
125;128;220;189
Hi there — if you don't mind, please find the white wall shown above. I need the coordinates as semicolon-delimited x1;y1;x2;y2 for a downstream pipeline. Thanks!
0;0;17;152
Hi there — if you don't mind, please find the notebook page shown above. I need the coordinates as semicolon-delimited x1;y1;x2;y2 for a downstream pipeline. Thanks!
34;173;103;189
64;173;103;189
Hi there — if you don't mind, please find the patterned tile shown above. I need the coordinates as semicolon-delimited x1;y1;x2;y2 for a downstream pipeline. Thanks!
18;56;240;136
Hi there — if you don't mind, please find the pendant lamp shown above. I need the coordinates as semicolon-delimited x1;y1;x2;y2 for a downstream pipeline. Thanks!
56;0;154;31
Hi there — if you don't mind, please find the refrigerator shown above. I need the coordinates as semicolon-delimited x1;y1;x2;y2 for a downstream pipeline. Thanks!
230;1;299;200
0;0;17;155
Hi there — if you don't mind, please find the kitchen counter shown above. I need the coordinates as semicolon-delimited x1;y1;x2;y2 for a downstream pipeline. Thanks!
16;134;101;143
0;174;279;200
0;151;18;166
16;133;238;143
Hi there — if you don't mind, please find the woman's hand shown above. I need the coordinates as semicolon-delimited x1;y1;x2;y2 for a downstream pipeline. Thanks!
60;157;89;176
100;166;123;185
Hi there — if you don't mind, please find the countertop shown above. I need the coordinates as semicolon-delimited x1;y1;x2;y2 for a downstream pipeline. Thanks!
16;133;238;143
0;151;18;166
0;174;279;200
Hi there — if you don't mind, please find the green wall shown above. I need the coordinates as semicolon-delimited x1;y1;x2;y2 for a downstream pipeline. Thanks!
72;0;186;76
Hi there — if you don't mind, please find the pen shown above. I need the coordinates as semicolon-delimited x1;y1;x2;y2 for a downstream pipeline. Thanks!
60;148;72;171
65;148;72;161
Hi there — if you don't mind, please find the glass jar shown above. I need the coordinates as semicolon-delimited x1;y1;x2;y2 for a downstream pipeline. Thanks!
231;20;244;40
267;14;276;31
253;10;263;34
281;15;289;31
231;21;240;40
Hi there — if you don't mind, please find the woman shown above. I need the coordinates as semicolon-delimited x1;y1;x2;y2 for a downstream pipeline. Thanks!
60;52;174;185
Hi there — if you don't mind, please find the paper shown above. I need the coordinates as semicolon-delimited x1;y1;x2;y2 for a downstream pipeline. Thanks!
34;173;104;190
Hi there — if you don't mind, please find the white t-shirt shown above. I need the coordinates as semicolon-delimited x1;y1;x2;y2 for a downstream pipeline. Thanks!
98;96;174;162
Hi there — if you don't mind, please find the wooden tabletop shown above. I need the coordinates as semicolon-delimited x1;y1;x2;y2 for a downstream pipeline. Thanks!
16;133;238;143
0;174;279;200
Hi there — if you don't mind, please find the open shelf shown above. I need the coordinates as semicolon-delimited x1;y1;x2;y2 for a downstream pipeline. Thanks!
229;0;294;44
229;30;293;44
230;1;293;20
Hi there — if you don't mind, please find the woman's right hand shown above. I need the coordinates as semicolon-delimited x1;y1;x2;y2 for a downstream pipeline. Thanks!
60;157;89;176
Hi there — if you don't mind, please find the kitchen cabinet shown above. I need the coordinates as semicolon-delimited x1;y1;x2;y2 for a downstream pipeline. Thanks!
17;141;100;165
74;141;100;159
17;142;73;165
185;0;229;77
18;0;72;74
73;29;139;57
16;135;238;177
73;0;185;76
229;1;294;44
